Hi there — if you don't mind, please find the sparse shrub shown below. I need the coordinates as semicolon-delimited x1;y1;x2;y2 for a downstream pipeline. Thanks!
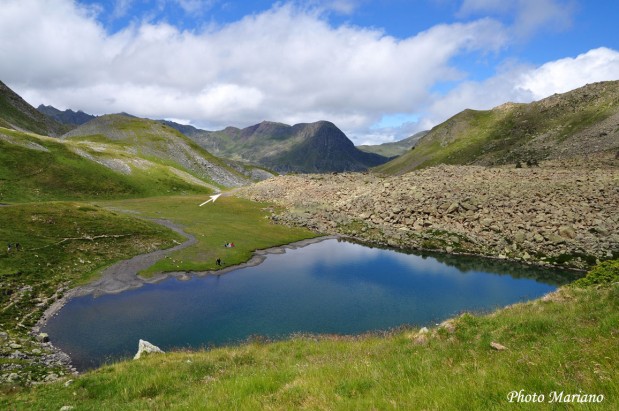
515;161;522;168
572;259;619;287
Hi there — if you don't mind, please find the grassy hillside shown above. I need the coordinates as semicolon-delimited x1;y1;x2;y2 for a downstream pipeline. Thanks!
0;81;69;137
64;115;250;187
173;120;390;173
0;127;213;202
4;262;617;409
376;81;619;175
0;202;184;384
358;131;428;158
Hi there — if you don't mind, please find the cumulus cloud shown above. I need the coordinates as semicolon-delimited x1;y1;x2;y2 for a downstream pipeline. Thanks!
420;47;619;131
0;0;508;143
0;0;616;145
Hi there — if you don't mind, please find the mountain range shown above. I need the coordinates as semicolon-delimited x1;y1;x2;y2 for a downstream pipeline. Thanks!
163;120;390;173
3;79;618;183
357;131;428;157
37;104;96;126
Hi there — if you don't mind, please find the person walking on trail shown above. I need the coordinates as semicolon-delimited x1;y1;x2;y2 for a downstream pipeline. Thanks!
216;258;221;266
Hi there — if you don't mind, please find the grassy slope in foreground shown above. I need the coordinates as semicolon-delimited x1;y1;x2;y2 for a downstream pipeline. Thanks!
5;262;618;410
0;128;213;202
97;195;319;274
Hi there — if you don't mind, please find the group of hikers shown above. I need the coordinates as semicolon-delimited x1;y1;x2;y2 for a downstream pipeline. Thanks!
216;241;236;266
6;242;21;253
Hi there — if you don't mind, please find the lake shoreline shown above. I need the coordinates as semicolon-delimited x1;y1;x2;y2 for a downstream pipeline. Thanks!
32;230;337;373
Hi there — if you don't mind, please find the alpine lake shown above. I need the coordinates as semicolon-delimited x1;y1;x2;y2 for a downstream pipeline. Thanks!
43;238;580;370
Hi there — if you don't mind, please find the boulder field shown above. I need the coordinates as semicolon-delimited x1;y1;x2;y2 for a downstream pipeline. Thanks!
237;156;618;270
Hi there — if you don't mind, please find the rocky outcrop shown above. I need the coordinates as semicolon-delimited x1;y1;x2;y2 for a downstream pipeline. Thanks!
134;339;164;360
237;155;619;270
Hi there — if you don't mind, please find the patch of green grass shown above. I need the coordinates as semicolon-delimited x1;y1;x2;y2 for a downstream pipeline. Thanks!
3;267;618;409
573;259;619;287
0;128;212;202
96;195;319;275
0;202;183;329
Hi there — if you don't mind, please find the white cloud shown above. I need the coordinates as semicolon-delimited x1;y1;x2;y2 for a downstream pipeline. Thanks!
420;47;619;131
1;0;616;145
459;0;574;38
0;0;509;143
113;0;134;19
174;0;217;14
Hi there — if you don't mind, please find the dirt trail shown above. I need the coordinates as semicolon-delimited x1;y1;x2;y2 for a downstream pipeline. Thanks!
74;219;197;297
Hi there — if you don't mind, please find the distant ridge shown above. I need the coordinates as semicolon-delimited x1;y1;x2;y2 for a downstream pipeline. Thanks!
37;104;96;126
0;80;68;136
358;131;429;158
375;80;619;175
166;120;390;173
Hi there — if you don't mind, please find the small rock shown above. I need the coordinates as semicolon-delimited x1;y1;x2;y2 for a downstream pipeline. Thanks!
446;202;460;214
558;225;576;239
60;406;75;411
37;333;50;343
134;339;164;360
490;342;507;351
439;319;456;334
412;333;428;345
45;373;59;382
64;379;74;387
9;343;22;349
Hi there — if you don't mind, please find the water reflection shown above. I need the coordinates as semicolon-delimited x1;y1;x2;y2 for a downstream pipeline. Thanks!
44;238;578;371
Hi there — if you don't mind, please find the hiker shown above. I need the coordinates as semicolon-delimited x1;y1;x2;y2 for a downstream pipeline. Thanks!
216;258;221;266
15;243;21;251
7;243;11;253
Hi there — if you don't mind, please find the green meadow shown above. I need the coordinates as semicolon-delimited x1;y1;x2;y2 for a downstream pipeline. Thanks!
96;195;319;274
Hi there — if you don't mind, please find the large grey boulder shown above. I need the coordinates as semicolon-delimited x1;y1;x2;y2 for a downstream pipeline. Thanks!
134;339;164;360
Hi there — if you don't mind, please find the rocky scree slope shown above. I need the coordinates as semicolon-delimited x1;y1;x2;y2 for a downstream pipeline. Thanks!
376;80;619;175
237;156;619;270
168;120;390;173
64;114;251;188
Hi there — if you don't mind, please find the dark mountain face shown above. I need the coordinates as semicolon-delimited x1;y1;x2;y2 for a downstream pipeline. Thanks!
165;119;390;173
0;81;68;136
37;105;96;126
262;121;388;172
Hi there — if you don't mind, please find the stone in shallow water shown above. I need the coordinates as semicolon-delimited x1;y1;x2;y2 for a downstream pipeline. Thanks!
134;339;164;360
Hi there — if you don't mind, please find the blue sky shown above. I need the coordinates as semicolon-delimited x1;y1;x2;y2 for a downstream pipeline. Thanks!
1;0;618;144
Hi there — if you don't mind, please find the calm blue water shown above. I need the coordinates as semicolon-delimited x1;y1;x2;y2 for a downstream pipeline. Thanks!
44;239;578;370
